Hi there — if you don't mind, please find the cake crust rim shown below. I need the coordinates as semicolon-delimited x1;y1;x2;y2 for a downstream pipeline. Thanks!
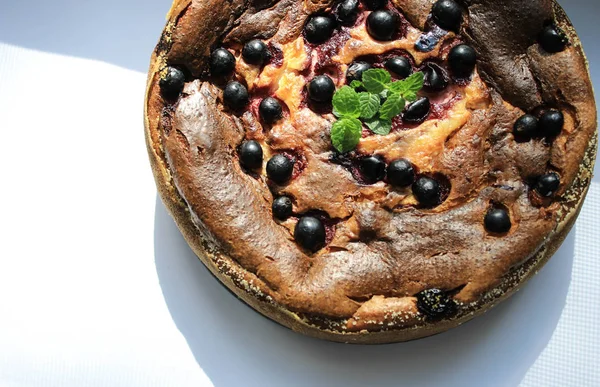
144;0;598;344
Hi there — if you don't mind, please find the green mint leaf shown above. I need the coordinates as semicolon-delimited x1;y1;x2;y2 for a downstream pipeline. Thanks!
362;69;391;94
403;71;424;93
379;93;406;120
350;80;363;89
387;72;425;96
332;86;360;119
358;92;380;119
387;81;405;94
365;117;392;136
403;91;417;102
331;118;363;153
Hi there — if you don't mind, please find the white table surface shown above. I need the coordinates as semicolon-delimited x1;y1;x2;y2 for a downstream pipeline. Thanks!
0;1;598;386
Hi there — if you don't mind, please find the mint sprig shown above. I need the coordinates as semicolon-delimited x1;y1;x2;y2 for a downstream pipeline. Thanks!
358;92;380;119
362;69;391;94
332;86;360;119
379;92;405;120
364;117;392;135
331;118;362;153
329;69;425;153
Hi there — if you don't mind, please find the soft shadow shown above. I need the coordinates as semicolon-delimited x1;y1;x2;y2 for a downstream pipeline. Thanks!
0;1;167;72
154;196;575;387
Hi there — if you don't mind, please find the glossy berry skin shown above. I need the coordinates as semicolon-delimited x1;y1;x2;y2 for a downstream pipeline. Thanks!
423;63;448;92
387;159;416;187
209;48;236;76
413;176;441;206
539;25;568;53
242;40;269;65
223;81;249;109
513;114;539;138
539;109;564;138
308;75;336;103
337;0;360;25
366;10;399;41
535;173;561;197
305;15;336;44
448;44;476;78
259;97;283;124
403;97;431;123
416;288;456;319
484;208;512;234
346;61;371;83
432;0;462;31
272;196;294;220
365;0;387;10
239;140;263;170
385;56;412;79
294;216;327;252
266;154;294;184
159;67;185;97
360;156;387;184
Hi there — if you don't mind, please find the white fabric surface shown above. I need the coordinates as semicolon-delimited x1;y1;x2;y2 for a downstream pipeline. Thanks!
0;1;598;385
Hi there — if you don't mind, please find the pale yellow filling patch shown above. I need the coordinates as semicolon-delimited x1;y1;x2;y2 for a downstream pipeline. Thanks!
359;75;490;171
358;99;470;165
236;58;261;89
334;23;454;66
275;72;305;114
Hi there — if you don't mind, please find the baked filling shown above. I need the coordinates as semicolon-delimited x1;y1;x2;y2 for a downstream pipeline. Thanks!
149;0;596;333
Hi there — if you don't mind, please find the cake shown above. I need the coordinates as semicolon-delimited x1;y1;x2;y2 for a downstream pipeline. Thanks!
145;0;597;343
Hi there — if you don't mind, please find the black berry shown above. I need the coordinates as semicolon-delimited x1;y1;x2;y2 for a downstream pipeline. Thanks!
266;154;295;184
160;67;186;97
448;44;476;78
294;216;327;252
413;176;440;206
366;10;399;41
432;0;462;31
423;63;448;92
514;114;538;138
365;0;387;10
539;25;568;53
416;288;456;319
239;140;263;170
242;40;269;65
539;109;564;138
387;159;416;187
346;61;371;83
305;15;336;44
385;56;412;79
337;0;360;25
308;75;336;103
272;196;294;220
360;156;387;184
223;81;249;109
484;208;512;234
259;97;283;124
535;173;561;197
210;48;236;76
403;97;431;123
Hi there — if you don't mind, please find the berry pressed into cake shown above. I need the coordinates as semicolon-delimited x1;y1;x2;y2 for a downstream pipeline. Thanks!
145;0;597;343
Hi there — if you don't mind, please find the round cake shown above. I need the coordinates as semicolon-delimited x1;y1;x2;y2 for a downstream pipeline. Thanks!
145;0;597;343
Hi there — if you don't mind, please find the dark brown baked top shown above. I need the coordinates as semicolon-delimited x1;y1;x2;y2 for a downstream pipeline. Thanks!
146;0;596;332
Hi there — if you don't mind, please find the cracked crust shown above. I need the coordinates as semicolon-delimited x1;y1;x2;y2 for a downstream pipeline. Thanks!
145;0;597;343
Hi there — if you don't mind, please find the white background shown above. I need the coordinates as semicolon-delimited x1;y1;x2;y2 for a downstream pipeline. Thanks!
0;1;598;386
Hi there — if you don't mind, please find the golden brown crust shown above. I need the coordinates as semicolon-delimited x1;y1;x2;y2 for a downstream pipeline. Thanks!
145;0;597;343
